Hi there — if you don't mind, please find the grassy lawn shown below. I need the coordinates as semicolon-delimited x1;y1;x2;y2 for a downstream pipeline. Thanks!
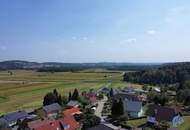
127;118;147;127
178;116;190;130
109;82;142;89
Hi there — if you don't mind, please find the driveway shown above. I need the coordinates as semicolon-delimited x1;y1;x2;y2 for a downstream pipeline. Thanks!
95;95;108;122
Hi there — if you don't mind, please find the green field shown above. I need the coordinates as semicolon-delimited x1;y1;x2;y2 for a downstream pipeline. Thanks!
0;70;141;115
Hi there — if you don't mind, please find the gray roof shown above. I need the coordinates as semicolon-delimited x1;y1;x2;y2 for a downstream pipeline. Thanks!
3;111;29;123
43;103;61;113
67;100;80;107
0;117;9;128
124;100;142;112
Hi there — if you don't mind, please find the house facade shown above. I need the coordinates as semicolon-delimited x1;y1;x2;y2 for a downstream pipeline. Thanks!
2;110;29;127
67;100;81;108
43;103;62;118
124;100;143;118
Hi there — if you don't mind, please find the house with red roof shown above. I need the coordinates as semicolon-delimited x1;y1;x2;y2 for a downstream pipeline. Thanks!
27;114;78;130
82;91;97;104
64;108;82;116
26;108;81;130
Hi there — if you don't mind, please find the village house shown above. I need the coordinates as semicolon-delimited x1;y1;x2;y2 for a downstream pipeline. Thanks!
102;87;110;95
19;107;81;130
27;114;78;130
123;87;136;94
2;110;29;127
146;104;184;127
0;117;11;130
43;103;62;118
124;100;143;118
64;107;82;116
82;91;97;104
67;100;81;108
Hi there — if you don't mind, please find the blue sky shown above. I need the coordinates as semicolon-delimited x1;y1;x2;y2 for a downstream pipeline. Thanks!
0;0;190;63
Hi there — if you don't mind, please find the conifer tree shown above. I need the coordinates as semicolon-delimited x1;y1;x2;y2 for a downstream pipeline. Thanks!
110;88;114;97
72;88;79;100
68;91;72;101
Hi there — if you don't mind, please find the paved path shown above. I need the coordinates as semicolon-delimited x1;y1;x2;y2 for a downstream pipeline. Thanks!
95;95;108;122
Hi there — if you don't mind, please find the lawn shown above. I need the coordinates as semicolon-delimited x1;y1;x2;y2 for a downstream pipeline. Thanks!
127;118;147;128
178;116;190;130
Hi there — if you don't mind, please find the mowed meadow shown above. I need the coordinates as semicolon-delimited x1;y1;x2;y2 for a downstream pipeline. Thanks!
0;69;142;115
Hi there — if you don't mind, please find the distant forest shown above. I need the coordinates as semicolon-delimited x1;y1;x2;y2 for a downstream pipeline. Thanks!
0;60;160;72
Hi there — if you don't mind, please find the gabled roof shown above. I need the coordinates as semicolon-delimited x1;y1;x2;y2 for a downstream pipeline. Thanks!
146;104;181;122
43;103;61;113
124;100;142;112
113;88;122;95
67;100;80;107
3;111;29;123
28;115;78;130
0;117;9;128
123;87;135;93
64;108;82;116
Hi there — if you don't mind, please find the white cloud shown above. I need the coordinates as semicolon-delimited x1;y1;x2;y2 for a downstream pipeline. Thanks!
147;30;156;35
82;37;88;41
121;38;137;44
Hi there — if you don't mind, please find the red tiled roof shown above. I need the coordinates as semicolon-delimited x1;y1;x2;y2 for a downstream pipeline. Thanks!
64;108;82;116
89;96;97;103
28;115;78;130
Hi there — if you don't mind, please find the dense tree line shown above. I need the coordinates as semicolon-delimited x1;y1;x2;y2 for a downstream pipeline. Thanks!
124;62;190;85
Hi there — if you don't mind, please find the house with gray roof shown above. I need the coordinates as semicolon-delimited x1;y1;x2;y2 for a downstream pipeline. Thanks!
67;100;81;108
43;103;62;118
0;117;11;130
2;111;29;127
124;100;143;118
